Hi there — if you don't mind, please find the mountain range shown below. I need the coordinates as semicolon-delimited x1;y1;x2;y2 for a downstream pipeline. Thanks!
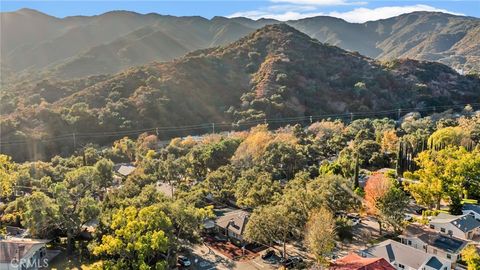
1;23;479;160
1;9;479;82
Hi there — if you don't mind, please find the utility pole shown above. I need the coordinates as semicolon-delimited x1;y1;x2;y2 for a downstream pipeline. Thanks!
309;115;313;124
211;123;215;134
72;132;76;150
350;113;354;122
397;108;401;120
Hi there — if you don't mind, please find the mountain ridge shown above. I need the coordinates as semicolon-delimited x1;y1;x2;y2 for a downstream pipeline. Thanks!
1;23;479;160
1;9;479;83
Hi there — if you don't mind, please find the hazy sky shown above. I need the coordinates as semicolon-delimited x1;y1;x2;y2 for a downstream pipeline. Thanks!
1;0;479;23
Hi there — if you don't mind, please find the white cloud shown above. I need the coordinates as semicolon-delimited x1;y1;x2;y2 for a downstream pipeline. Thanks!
229;10;321;21
228;5;323;21
328;5;463;23
227;4;463;23
270;0;365;6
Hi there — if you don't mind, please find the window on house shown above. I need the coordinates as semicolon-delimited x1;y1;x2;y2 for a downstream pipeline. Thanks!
447;254;451;259
448;230;453;235
408;240;412;245
430;225;435;229
440;228;446;233
398;263;405;269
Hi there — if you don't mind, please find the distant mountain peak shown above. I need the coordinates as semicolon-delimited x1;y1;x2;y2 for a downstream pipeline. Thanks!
99;10;142;17
14;8;54;18
1;9;479;80
245;23;312;41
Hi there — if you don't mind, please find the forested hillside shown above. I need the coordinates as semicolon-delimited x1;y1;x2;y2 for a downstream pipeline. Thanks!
1;9;479;81
1;24;479;161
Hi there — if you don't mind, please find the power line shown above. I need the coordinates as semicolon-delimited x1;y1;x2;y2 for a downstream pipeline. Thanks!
0;102;477;146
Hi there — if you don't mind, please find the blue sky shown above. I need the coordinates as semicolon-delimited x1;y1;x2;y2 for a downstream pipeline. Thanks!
1;0;478;23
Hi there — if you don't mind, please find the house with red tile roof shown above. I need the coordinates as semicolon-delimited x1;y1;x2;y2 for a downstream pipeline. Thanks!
330;253;395;270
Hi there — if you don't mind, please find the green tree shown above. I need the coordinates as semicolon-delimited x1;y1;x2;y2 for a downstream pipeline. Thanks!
157;155;186;197
202;165;236;202
93;205;172;269
54;166;101;253
428;126;469;150
21;191;60;238
112;137;137;162
260;141;306;180
158;200;214;242
95;158;114;189
305;207;335;266
244;204;298;258
407;147;480;209
377;186;409;232
461;244;480;270
234;169;281;208
0;155;18;201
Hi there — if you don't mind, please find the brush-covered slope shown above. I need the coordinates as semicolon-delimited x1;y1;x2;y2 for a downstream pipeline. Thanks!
0;9;258;80
2;9;479;82
2;24;479;161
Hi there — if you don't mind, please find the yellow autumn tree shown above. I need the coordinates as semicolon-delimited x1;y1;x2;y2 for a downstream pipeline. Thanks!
232;125;272;166
381;129;399;153
0;154;18;200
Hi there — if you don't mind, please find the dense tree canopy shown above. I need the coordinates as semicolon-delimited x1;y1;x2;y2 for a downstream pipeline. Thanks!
1;109;480;268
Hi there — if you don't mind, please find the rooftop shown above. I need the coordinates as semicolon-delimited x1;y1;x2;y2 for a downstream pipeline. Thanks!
431;213;480;232
330;253;395;270
215;208;250;236
363;240;451;270
114;163;136;176
463;203;480;214
426;257;443;270
403;224;467;253
0;238;49;263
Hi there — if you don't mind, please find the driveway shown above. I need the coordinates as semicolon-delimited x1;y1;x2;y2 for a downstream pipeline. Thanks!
185;243;277;270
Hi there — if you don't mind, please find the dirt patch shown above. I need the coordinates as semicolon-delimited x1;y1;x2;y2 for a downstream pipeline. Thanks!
204;238;259;262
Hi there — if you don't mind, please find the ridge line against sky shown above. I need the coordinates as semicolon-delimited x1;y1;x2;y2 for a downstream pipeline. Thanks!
1;0;478;23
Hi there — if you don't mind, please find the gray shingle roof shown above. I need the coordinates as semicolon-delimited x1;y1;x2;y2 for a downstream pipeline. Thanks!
403;224;467;253
431;213;480;232
426;257;443;270
363;240;450;270
215;209;250;236
463;204;480;215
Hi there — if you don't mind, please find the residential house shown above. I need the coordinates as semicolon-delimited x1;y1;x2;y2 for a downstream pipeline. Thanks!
113;163;136;178
429;213;480;240
462;204;480;221
0;238;49;270
362;239;452;270
214;208;250;246
330;253;395;270
399;224;468;265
